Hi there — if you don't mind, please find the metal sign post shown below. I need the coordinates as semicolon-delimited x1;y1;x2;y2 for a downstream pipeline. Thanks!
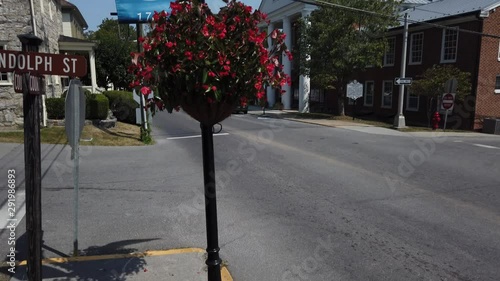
65;79;86;256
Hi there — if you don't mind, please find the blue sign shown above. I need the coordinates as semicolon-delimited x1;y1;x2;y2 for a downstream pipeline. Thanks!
115;0;171;23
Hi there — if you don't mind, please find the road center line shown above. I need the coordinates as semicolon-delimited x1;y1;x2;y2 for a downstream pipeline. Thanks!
472;143;500;149
167;133;229;140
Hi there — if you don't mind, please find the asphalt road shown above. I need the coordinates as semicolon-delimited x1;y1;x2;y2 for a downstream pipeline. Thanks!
1;111;499;281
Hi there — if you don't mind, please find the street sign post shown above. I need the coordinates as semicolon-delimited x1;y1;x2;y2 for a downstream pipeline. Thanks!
0;50;87;76
115;0;172;23
394;77;412;85
64;79;86;256
133;89;152;127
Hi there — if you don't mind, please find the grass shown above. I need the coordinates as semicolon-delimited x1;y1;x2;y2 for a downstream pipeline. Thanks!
0;122;145;146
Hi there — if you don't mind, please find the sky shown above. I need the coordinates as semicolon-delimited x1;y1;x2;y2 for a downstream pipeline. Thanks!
70;0;262;32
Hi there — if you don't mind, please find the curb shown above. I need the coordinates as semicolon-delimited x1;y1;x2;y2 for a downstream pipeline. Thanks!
1;248;233;281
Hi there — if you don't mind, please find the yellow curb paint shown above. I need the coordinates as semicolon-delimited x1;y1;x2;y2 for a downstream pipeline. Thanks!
222;266;234;281
0;247;234;280
0;247;206;267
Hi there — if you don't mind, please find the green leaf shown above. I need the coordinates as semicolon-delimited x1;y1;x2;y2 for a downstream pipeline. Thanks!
202;69;208;84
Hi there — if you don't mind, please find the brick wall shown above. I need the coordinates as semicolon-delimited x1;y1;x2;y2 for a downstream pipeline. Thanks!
475;8;500;130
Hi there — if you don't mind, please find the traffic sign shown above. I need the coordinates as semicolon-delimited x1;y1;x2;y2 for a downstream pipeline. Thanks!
441;93;455;110
115;0;171;23
394;77;412;85
0;50;87;76
13;72;46;94
65;79;86;149
346;80;363;100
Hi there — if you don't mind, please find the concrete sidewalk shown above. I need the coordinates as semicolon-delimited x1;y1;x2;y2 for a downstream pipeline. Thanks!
4;248;232;281
248;106;500;138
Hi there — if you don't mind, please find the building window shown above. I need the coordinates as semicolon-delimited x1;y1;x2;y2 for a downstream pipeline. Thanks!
409;33;424;64
381;81;393;108
384;37;396;66
406;88;419;111
498;42;500;61
364;81;374;106
441;28;458;63
495;75;500;94
0;43;12;85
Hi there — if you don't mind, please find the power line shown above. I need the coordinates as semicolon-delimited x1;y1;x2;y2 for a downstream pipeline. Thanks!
293;0;500;39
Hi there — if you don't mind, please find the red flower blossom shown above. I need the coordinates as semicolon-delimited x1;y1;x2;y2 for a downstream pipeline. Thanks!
141;86;151;95
130;0;291;117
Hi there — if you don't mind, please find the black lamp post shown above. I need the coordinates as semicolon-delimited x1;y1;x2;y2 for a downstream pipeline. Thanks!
201;123;222;281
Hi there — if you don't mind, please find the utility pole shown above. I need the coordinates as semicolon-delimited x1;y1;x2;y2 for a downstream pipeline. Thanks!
394;11;409;129
19;33;44;281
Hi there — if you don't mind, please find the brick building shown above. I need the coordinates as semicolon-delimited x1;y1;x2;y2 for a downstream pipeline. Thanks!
351;0;500;130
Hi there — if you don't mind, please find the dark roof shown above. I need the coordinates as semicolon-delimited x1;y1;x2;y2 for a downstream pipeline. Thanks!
60;0;88;29
402;0;500;23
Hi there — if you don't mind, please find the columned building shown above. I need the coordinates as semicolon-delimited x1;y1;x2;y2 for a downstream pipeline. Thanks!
259;0;316;112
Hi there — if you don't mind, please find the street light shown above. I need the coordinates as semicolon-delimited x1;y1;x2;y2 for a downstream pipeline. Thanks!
394;11;409;129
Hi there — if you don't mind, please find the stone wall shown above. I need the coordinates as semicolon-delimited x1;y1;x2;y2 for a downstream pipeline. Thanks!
0;0;64;128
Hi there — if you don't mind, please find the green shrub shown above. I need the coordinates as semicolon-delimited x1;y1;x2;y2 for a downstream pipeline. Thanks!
46;98;65;119
103;91;138;124
86;94;109;120
62;89;92;99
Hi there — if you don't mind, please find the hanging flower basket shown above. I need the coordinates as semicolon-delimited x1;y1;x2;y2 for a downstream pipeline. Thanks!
129;0;292;125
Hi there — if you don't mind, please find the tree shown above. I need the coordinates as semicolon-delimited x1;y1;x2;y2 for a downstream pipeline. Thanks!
410;64;472;101
88;19;136;90
410;64;472;126
298;0;400;115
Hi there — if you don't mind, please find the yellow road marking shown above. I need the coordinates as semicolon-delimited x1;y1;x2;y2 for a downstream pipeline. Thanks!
0;247;233;280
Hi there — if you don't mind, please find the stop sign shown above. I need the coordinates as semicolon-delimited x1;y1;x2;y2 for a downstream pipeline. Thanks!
442;93;454;110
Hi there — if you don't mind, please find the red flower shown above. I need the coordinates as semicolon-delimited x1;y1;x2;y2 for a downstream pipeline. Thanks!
140;86;151;95
130;0;290;116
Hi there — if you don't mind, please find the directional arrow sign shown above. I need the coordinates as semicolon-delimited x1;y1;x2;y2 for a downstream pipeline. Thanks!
394;77;412;85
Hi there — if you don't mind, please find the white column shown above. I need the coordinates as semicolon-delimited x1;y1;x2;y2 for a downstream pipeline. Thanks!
89;49;97;93
299;10;312;113
282;16;292;110
266;22;276;108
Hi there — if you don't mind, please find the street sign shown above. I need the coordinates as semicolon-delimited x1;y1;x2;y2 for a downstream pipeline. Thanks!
444;78;458;93
346;80;363;100
133;89;152;126
441;93;455;110
115;0;171;23
0;50;87;76
13;72;45;94
394;77;412;85
65;79;86;149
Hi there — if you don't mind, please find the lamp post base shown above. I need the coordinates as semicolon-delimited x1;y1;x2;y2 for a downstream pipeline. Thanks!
393;115;407;129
